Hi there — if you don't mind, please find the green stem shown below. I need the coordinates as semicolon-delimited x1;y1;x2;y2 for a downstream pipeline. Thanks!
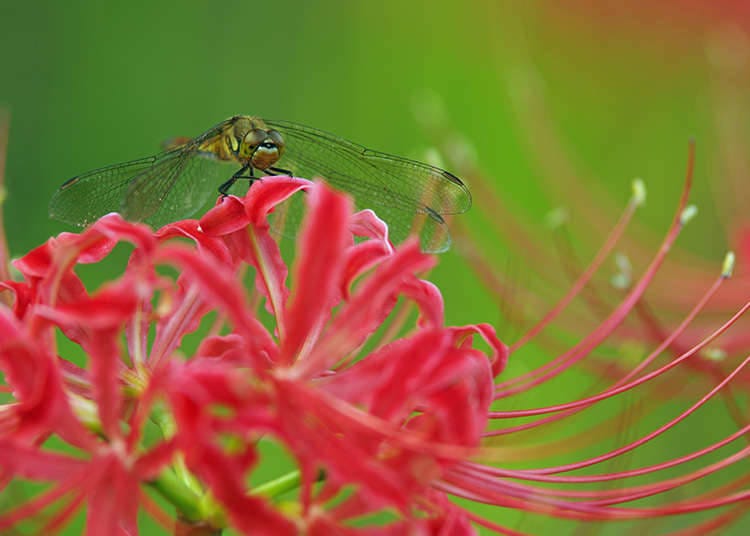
148;469;205;523
253;470;301;499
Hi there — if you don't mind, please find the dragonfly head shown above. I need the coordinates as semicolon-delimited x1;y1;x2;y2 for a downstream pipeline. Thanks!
235;128;285;171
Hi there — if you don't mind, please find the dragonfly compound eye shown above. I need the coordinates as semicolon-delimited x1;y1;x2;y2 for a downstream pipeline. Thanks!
245;130;282;170
266;129;285;158
238;129;266;159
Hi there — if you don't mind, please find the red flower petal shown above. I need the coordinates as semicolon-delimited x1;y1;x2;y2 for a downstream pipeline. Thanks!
448;323;509;378
85;456;140;536
157;245;277;368
400;277;444;328
243;176;310;227
302;240;435;375
281;182;352;364
339;240;394;300
199;195;250;235
0;440;86;481
0;310;92;446
157;219;233;266
349;208;393;251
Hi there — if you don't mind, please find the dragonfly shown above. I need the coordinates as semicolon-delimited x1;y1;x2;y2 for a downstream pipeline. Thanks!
49;116;471;252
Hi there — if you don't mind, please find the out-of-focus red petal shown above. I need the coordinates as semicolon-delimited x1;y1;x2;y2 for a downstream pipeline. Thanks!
736;225;750;271
273;379;413;511
53;232;118;265
400;277;444;328
349;209;392;251
13;214;155;313
324;331;452;419
38;278;140;329
13;240;57;278
0;281;34;319
86;329;123;439
321;328;493;445
33;285;133;438
62;213;156;265
85;213;156;254
406;347;493;445
156;245;277;368
448;323;509;378
281;182;352;364
339;240;393;300
167;364;295;534
85;456;140;536
195;333;251;364
0;440;86;481
0;310;92;446
195;446;296;536
133;438;178;480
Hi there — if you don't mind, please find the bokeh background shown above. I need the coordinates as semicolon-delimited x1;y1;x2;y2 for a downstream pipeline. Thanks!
2;0;749;533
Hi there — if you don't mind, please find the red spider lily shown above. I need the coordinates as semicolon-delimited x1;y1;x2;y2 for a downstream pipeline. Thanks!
442;146;750;533
2;112;750;534
0;177;504;535
414;89;750;530
2;176;748;536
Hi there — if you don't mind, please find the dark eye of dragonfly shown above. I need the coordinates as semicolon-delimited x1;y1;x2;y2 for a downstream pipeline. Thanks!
261;142;276;150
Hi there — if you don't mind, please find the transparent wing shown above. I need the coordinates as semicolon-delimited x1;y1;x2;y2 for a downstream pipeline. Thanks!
264;119;471;253
49;119;235;228
123;150;238;228
49;155;161;227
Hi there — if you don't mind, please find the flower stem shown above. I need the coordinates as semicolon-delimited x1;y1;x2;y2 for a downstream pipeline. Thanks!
252;470;302;499
148;469;206;522
174;517;222;536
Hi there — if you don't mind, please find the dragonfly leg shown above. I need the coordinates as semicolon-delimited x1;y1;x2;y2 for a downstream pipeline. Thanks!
218;177;237;196
266;166;293;176
218;164;254;195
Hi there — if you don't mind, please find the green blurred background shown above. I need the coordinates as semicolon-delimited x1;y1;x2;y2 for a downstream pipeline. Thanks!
2;0;748;533
1;0;739;285
1;1;740;313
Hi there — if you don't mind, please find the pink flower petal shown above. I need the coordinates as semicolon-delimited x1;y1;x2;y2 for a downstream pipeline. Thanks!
281;182;352;364
0;440;86;481
85;456;140;536
243;176;310;226
400;277;444;328
303;240;435;374
349;208;392;252
199;195;250;235
157;220;233;266
339;240;394;300
156;245;277;368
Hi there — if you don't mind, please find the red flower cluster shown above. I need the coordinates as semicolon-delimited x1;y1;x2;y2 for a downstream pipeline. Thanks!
0;178;504;535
